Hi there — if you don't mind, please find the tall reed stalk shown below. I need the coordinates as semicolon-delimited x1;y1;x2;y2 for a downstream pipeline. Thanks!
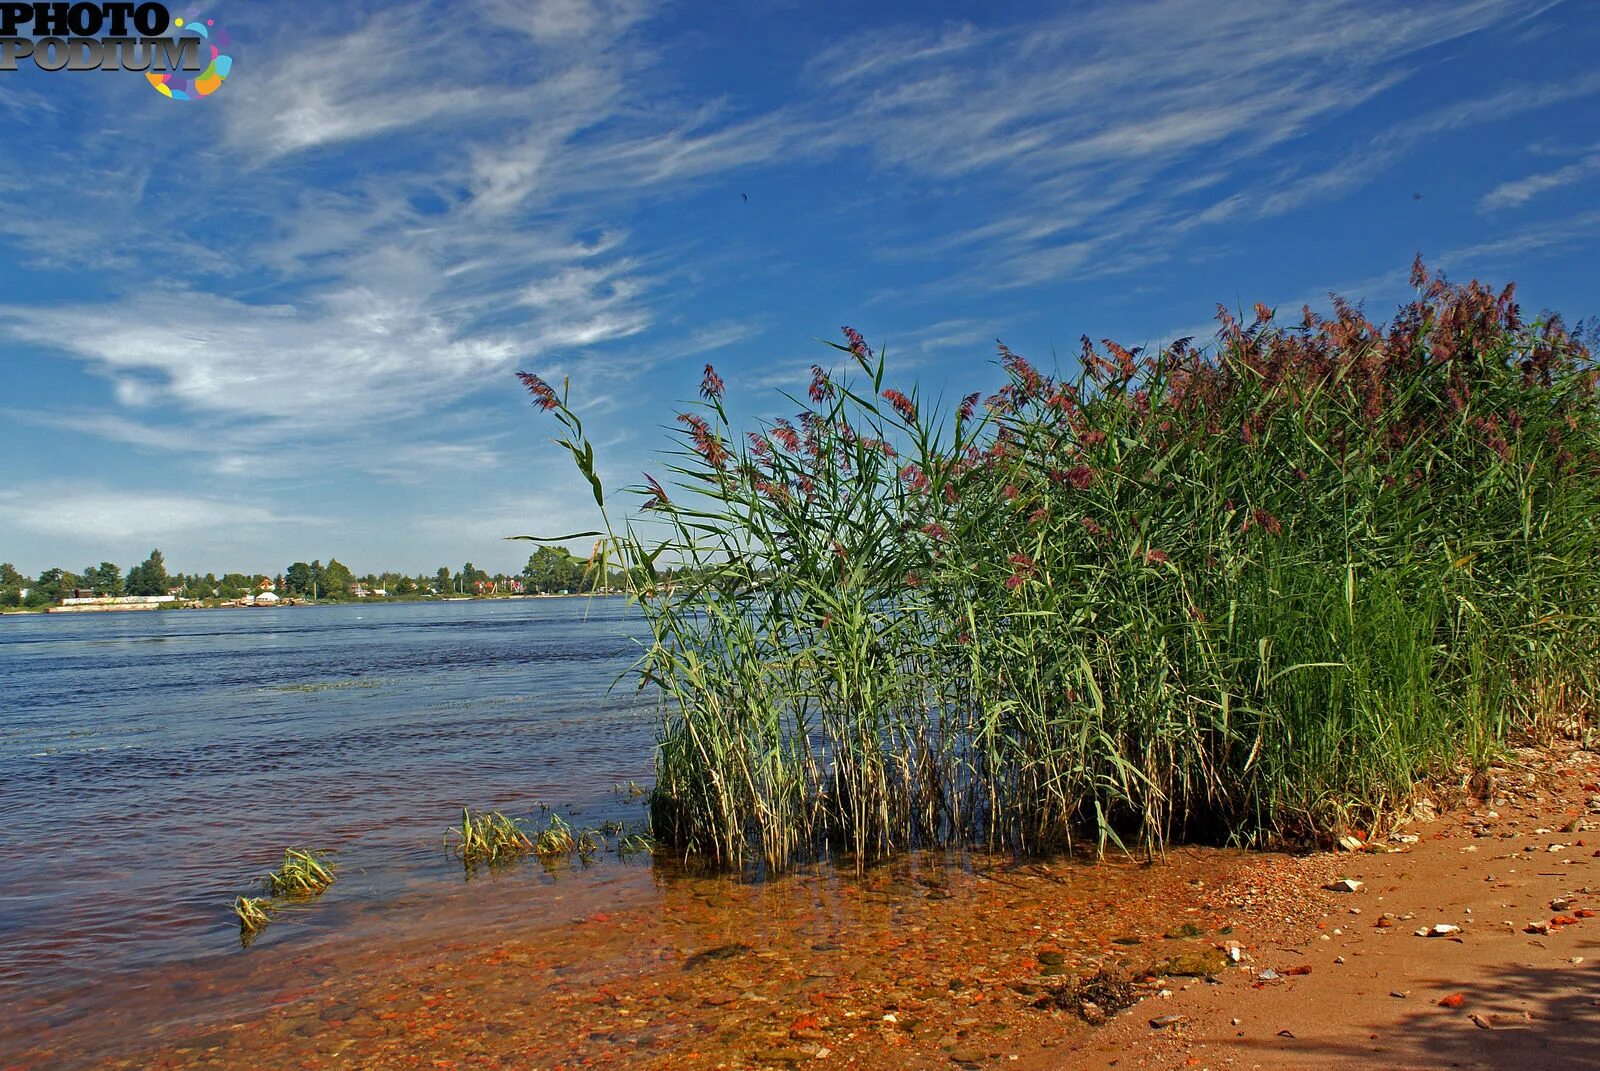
517;260;1600;869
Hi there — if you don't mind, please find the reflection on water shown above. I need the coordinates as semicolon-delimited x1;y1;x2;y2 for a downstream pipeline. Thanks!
0;599;1278;1070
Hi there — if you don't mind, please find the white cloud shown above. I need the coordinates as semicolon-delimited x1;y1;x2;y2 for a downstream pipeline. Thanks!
0;484;304;544
1;289;522;422
1480;152;1600;211
806;0;1581;287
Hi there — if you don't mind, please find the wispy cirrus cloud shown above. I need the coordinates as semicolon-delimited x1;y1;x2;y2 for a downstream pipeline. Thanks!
807;1;1581;286
1480;151;1600;211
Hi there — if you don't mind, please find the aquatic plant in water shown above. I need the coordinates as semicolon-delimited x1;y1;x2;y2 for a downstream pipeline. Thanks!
517;260;1600;870
233;895;273;941
451;808;535;866
263;848;337;897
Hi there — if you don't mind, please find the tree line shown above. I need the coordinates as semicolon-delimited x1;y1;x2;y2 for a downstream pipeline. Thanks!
0;546;628;608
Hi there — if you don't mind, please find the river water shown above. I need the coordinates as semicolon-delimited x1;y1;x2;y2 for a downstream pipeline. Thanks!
0;598;1277;1071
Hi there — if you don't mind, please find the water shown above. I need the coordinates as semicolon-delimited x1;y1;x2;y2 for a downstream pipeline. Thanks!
0;598;1283;1071
0;599;654;995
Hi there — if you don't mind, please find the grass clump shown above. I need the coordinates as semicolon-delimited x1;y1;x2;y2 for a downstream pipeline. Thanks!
233;896;274;942
451;808;535;866
231;848;334;944
532;814;606;858
518;259;1600;870
263;848;336;898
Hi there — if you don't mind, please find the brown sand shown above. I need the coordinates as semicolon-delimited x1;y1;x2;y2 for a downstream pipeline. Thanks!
1066;745;1600;1071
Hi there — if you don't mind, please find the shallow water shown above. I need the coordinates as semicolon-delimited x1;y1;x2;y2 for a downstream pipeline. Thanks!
0;598;1268;1070
0;602;653;988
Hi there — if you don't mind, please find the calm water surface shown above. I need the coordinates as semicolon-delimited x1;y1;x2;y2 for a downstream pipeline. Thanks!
0;599;654;992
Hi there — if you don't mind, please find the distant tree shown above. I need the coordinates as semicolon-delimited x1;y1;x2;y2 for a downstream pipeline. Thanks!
35;567;79;603
87;562;123;596
284;562;312;596
393;575;417;595
0;562;26;606
322;558;354;598
219;573;252;596
434;566;451;593
125;549;169;596
523;546;584;593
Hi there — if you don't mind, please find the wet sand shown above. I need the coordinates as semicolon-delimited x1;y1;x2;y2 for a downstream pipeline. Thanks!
3;845;1321;1070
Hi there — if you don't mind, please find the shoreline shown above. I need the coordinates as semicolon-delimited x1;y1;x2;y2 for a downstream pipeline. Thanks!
0;591;627;616
6;743;1591;1070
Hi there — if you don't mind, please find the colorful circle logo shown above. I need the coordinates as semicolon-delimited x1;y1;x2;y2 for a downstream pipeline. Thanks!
147;13;232;101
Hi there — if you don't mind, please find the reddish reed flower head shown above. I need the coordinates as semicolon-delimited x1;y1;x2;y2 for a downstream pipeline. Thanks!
771;419;801;453
958;392;981;423
920;522;948;541
1144;549;1169;565
999;342;1045;399
700;363;725;401
1050;465;1094;490
516;371;559;410
641;473;670;510
676;412;728;468
881;388;917;423
841;326;872;366
1245;508;1283;536
809;365;834;403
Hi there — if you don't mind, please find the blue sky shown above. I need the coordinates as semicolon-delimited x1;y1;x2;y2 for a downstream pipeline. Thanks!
1;0;1597;576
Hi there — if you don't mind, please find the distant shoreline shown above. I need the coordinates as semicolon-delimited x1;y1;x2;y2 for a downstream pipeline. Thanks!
0;591;627;617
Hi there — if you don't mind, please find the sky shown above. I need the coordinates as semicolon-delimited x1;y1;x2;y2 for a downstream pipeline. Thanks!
1;0;1597;577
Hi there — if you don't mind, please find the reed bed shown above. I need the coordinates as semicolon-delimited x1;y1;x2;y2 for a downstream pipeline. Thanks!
519;260;1600;869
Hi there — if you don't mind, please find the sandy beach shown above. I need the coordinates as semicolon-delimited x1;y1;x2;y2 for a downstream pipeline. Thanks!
1069;743;1600;1071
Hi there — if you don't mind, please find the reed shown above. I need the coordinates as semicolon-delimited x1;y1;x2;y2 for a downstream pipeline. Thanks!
518;260;1600;869
451;808;535;865
263;848;336;897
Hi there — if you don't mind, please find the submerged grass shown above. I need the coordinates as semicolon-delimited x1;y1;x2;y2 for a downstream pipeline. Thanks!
233;896;273;942
263;848;336;897
518;260;1600;870
451;808;535;866
231;848;334;943
451;808;632;868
